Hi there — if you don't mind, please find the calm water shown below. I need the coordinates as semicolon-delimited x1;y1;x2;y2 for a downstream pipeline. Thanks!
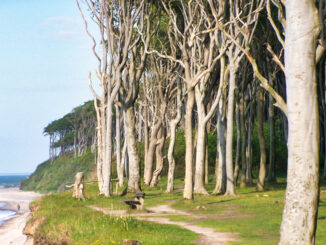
0;175;28;226
0;175;28;188
0;202;16;226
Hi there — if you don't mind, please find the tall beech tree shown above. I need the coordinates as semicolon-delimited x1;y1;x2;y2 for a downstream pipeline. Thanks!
279;0;321;243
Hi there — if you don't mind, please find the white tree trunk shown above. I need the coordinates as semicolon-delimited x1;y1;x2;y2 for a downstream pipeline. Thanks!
125;106;141;193
183;89;195;200
279;1;320;243
256;87;266;191
166;121;178;193
150;128;165;187
103;101;114;197
225;64;236;196
267;76;276;182
166;85;182;193
115;104;124;187
144;121;162;185
213;101;227;194
194;86;209;195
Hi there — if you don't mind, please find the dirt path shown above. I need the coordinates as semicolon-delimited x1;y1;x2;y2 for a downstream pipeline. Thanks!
90;204;239;245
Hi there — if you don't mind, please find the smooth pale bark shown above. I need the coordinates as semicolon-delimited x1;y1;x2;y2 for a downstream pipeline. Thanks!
183;89;195;200
143;81;149;178
121;137;128;179
246;102;254;185
143;121;162;185
279;1;320;244
239;98;247;188
125;106;141;193
103;101;114;197
256;88;267;191
234;103;241;185
213;100;227;194
150;128;165;187
204;137;209;185
94;100;104;195
73;172;86;201
115;104;124;187
166;86;182;193
267;78;276;182
225;64;236;196
194;86;209;195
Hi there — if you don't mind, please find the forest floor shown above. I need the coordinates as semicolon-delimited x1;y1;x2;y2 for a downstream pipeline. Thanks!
27;177;326;245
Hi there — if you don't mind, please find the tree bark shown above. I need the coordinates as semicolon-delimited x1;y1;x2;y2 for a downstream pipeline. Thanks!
166;85;182;193
125;106;141;193
73;172;86;201
194;86;209;195
279;1;320;243
213;100;227;194
183;89;195;200
150;128;165;187
204;135;209;185
267;77;276;182
234;103;241;185
246;101;254;185
225;64;237;196
239;97;247;188
115;104;124;187
256;87;267;191
143;121;162;185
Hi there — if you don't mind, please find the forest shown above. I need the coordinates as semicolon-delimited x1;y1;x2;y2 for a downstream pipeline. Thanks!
24;0;326;244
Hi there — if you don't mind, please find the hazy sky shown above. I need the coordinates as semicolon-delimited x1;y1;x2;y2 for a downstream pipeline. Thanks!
0;0;98;174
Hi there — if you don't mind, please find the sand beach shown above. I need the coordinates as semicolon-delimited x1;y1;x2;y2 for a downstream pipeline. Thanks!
0;187;41;245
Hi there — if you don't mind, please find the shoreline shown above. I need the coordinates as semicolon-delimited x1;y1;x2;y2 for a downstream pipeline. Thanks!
0;187;42;245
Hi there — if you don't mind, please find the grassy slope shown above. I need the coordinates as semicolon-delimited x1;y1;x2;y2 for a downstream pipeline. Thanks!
21;150;96;193
29;177;326;245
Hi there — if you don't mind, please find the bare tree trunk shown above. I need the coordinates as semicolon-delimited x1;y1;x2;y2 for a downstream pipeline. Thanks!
194;86;209;195
125;106;141;193
240;98;247;188
279;1;320;243
267;78;276;182
225;64;236;196
150;128;165;187
121;137;128;179
143;79;149;178
234;103;241;184
73;172;86;201
183;89;195;200
102;101;115;197
115;104;124;187
213;100;227;194
167;85;182;193
97;106;105;195
246;101;254;185
204;135;209;185
256;87;267;191
144;121;162;185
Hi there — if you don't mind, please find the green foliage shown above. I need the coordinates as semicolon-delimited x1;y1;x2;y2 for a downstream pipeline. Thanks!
44;100;96;155
21;150;96;193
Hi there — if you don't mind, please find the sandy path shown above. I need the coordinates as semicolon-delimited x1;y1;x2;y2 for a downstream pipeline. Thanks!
90;204;239;245
0;188;42;245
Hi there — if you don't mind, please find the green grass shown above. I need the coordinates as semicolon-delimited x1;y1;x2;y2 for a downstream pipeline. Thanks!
29;176;326;245
29;183;197;245
21;150;96;193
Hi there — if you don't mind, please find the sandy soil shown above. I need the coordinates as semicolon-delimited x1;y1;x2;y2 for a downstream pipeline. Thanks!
0;188;42;245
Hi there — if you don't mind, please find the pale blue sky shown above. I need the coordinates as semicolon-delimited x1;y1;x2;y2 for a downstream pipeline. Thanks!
0;0;98;174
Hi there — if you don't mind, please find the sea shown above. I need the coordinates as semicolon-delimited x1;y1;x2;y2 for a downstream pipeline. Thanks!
0;175;28;226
